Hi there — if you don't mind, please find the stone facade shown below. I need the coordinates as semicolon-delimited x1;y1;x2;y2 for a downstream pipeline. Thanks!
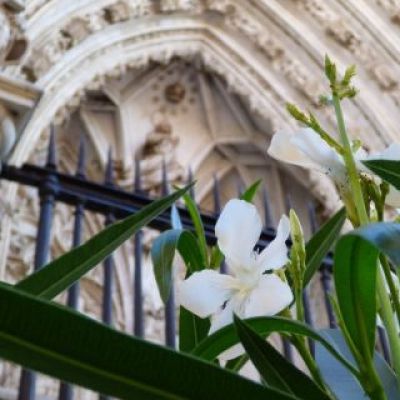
1;0;400;398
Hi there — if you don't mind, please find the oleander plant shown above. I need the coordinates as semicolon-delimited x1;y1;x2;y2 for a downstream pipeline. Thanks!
2;57;400;399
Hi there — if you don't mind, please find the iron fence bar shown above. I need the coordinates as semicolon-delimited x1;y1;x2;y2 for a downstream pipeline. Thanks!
58;201;84;400
378;327;391;363
262;187;274;227
102;214;114;326
212;175;227;274
18;130;57;400
102;151;115;327
0;162;334;271
58;136;91;400
98;152;115;400
304;201;322;357
307;203;336;329
212;174;221;215
187;167;195;199
133;159;144;337
282;194;294;362
163;161;176;348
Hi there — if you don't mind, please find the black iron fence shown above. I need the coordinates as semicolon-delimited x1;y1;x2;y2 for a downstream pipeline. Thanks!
0;132;388;399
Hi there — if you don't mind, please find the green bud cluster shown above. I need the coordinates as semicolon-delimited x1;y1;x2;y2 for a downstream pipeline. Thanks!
325;55;358;100
286;103;344;155
289;210;306;290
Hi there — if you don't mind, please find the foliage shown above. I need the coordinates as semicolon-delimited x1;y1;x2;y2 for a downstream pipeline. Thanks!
4;58;400;400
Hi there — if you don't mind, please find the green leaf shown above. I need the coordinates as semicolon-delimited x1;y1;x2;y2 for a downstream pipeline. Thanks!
334;233;378;358
234;316;330;400
303;207;346;287
334;222;400;359
316;329;400;400
179;307;210;353
210;245;224;269
225;355;249;372
362;159;400;190
240;180;262;203
0;283;297;400
192;316;358;378
183;193;209;266
347;222;400;266
151;229;204;303
16;185;192;300
150;225;209;351
171;204;183;230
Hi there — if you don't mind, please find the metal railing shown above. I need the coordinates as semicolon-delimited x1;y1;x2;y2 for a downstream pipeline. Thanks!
0;132;388;399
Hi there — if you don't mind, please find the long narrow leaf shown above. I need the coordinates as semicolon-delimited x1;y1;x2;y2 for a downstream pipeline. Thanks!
192;316;358;378
362;160;400;190
234;316;330;400
316;329;400;400
240;180;262;203
183;193;208;266
0;283;297;400
179;307;210;353
333;222;400;359
151;229;204;304
16;185;192;299
303;208;346;287
334;233;377;358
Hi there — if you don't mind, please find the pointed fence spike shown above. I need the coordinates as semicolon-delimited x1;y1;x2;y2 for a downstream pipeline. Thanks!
46;125;57;169
307;201;318;234
285;194;293;214
236;177;244;198
213;174;221;215
134;158;142;192
76;134;86;178
161;158;169;195
262;187;274;228
187;167;195;199
104;148;113;185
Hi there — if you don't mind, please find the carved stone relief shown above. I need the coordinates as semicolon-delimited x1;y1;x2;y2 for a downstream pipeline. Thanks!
0;3;27;65
139;112;185;194
297;0;400;103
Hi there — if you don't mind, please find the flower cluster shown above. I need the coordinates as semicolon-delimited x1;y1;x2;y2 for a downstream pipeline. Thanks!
268;127;400;207
178;199;292;359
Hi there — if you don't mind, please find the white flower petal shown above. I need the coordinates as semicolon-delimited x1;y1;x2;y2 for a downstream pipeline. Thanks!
386;186;400;208
215;199;262;269
268;128;345;184
209;301;245;361
178;270;236;318
209;301;235;334
243;274;293;318
268;129;321;171
358;143;400;173
370;143;400;161
257;215;290;270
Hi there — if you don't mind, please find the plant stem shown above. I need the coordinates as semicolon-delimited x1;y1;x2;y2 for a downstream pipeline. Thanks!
291;335;334;397
332;95;368;225
333;93;400;393
295;287;305;323
380;255;400;327
280;309;332;396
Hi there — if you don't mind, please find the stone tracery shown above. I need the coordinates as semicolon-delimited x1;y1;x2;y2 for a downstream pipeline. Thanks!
0;1;400;397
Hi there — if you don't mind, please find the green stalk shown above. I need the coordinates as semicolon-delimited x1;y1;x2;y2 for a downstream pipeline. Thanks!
292;336;336;399
331;296;386;400
380;255;400;327
332;95;368;224
280;309;331;395
333;94;400;391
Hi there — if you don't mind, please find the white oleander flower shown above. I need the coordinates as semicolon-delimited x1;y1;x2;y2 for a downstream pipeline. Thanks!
268;128;400;207
178;199;293;360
